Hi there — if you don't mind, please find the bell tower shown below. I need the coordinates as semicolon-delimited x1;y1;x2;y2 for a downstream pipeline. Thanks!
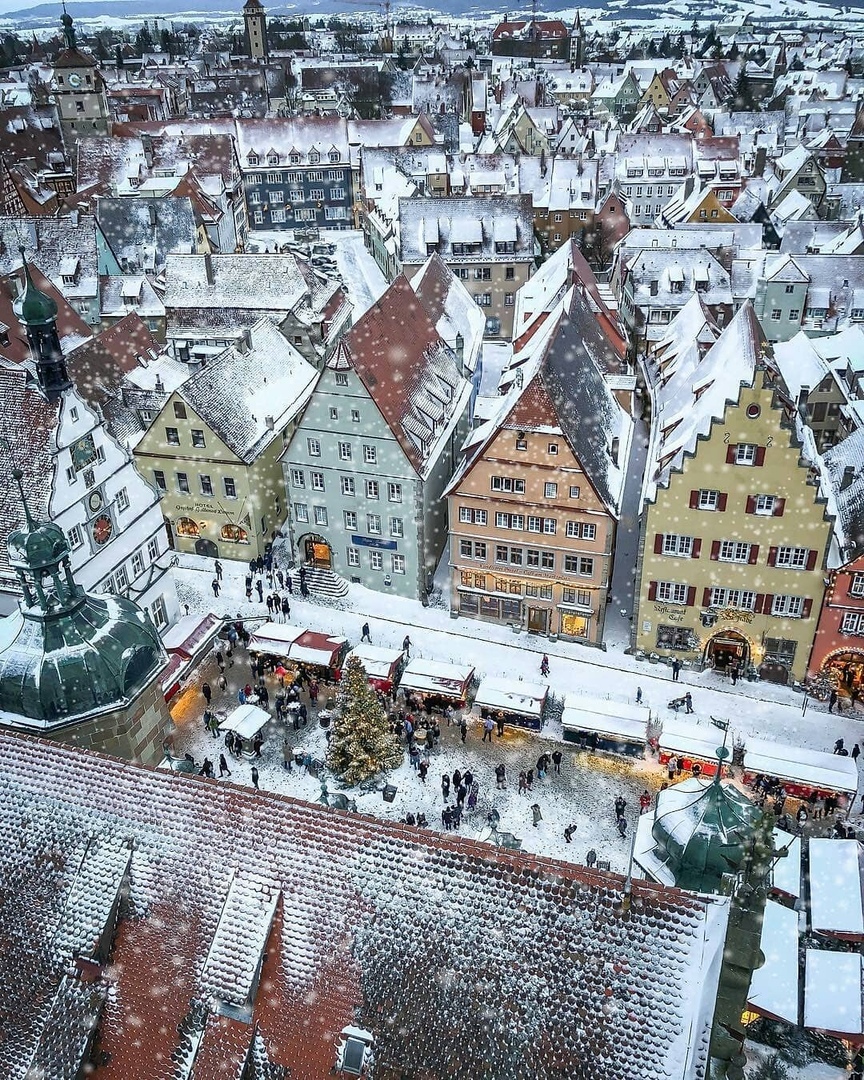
52;4;109;143
244;0;268;60
13;249;72;400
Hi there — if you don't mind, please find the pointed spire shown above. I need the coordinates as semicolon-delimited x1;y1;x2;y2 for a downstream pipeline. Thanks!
11;468;35;531
60;2;76;50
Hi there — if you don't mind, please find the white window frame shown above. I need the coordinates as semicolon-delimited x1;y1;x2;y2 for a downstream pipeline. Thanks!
771;595;803;618
390;518;403;538
544;482;558;498
657;581;688;605
850;573;864;598
370;550;383;571
338;442;352;461
311;472;325;491
291;468;305;488
363;445;377;464
387;483;402;502
719;540;751;564
294;503;309;522
341;476;355;496
735;443;758;465
347;547;360;566
116;487;130;512
308;438;321;457
698;489;719;510
344;510;358;530
392;554;406;575
662;534;694;557
754;494;775;515
776;546;808;569
314;506;328;526
367;514;381;535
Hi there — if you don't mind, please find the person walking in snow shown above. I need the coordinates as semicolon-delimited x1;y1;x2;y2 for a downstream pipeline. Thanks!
266;594;274;615
441;773;450;801
564;824;577;843
854;743;861;762
537;753;550;780
361;621;371;643
684;692;693;714
460;717;468;744
281;595;290;620
452;769;462;792
456;783;467;808
496;713;505;737
667;755;678;781
467;782;479;812
402;634;411;657
552;750;562;775
251;766;259;790
215;649;225;673
639;790;651;814
614;795;626;821
482;716;494;743
212;578;221;597
219;753;231;778
636;686;643;704
255;578;264;602
214;559;223;581
518;771;527;795
495;763;506;789
672;659;681;681
299;565;308;597
202;682;212;706
540;654;549;677
218;673;227;693
531;803;543;827
586;849;597;868
418;759;429;783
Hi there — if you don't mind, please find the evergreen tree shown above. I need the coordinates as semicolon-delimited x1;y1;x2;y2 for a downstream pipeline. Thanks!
730;64;753;109
327;657;402;785
673;33;686;59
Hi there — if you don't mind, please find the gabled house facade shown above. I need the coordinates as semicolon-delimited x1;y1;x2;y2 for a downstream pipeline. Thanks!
447;286;632;642
633;302;831;684
283;259;476;600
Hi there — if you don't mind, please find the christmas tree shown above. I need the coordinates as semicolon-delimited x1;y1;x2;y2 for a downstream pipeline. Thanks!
327;656;402;785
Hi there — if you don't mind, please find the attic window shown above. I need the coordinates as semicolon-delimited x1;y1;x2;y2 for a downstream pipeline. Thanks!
309;150;320;164
329;150;340;163
248;153;259;165
267;153;278;165
290;154;301;164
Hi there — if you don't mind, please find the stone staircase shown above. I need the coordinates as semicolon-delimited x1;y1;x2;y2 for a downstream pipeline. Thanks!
288;565;350;599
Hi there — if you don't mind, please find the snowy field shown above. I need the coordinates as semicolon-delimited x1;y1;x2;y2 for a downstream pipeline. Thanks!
169;549;864;875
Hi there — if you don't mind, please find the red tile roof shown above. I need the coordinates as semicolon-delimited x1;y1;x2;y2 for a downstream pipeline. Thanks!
0;732;725;1080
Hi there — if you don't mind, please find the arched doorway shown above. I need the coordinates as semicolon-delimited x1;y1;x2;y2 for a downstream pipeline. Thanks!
823;650;864;696
301;533;332;569
195;538;218;558
704;629;750;675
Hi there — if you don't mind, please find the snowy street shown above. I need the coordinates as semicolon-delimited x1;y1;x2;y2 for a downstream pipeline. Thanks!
169;550;864;873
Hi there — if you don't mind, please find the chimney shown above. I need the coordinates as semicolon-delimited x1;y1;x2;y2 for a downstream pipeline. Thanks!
203;252;215;286
242;328;252;351
611;437;620;467
798;385;810;411
265;415;275;430
148;202;157;227
842;465;856;491
142;134;154;169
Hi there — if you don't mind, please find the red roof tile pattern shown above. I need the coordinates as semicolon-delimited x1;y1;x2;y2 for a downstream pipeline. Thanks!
0;732;725;1080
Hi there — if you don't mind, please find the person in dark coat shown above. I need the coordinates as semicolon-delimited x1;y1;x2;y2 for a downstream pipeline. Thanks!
564;824;577;843
441;774;450;801
219;753;231;777
425;727;434;752
251;766;259;789
282;596;291;619
215;650;225;673
531;803;543;827
586;849;597;868
671;659;681;681
255;578;264;602
245;575;253;601
211;578;220;597
854;743;861;762
460;718;468;744
684;692;693;714
614;796;627;820
256;556;264;574
200;758;213;778
202;682;212;705
402;634;411;656
496;713;505;737
418;760;429;783
361;621;371;643
253;733;264;757
552;750;562;774
463;770;474;790
266;594;274;614
526;769;534;790
495;763;506;789
829;689;838;713
214;559;223;581
452;769;462;792
299;566;308;597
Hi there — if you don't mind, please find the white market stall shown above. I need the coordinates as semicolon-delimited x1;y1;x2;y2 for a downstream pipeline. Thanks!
769;829;802;902
658;718;726;777
805;951;864;1038
248;622;348;678
562;694;647;757
248;622;304;654
809;838;864;941
219;703;270;756
474;677;549;731
742;737;859;801
747;899;801;1025
345;644;406;693
400;659;475;707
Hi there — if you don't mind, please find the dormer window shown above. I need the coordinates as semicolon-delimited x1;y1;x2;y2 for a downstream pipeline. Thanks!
247;152;259;166
329;150;340;163
309;150;320;164
290;153;301;164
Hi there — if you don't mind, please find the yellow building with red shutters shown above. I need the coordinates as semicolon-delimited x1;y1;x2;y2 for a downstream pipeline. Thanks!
633;299;832;684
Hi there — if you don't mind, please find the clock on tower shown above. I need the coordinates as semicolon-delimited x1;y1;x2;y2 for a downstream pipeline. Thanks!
52;8;109;142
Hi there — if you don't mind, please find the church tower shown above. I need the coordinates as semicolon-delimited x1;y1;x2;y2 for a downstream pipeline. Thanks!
13;250;71;400
52;5;110;143
570;10;586;66
244;0;269;60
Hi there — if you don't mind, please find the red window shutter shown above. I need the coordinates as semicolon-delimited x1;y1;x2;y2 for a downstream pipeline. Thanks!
802;598;813;619
648;581;657;601
691;538;702;559
767;546;778;567
755;446;766;466
689;489;700;509
764;593;775;615
754;593;765;614
710;540;721;560
717;492;728;511
745;495;756;514
654;533;664;554
702;587;712;607
773;498;786;517
806;549;818;572
748;544;760;565
686;586;696;607
726;444;737;464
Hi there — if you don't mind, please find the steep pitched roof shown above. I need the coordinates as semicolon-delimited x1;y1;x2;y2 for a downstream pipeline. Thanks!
333;275;465;474
0;730;727;1080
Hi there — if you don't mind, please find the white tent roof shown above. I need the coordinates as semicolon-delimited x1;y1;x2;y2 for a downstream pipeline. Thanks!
562;707;647;742
219;703;270;740
747;900;800;1025
563;694;648;725
474;677;548;718
248;622;304;652
346;644;404;680
809;838;864;937
805;951;863;1035
770;828;802;900
400;659;474;698
744;737;859;794
658;718;724;763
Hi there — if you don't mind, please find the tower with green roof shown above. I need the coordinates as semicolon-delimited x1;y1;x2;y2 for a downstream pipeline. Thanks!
13;249;71;400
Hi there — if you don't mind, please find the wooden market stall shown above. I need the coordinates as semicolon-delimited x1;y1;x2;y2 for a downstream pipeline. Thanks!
742;737;859;802
399;659;475;709
248;622;348;681
218;703;270;756
473;677;549;732
345;644;406;693
657;718;726;777
562;694;648;757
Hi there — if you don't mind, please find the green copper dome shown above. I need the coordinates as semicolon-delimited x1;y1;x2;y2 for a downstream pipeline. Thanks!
650;776;763;893
0;471;167;729
15;257;58;327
